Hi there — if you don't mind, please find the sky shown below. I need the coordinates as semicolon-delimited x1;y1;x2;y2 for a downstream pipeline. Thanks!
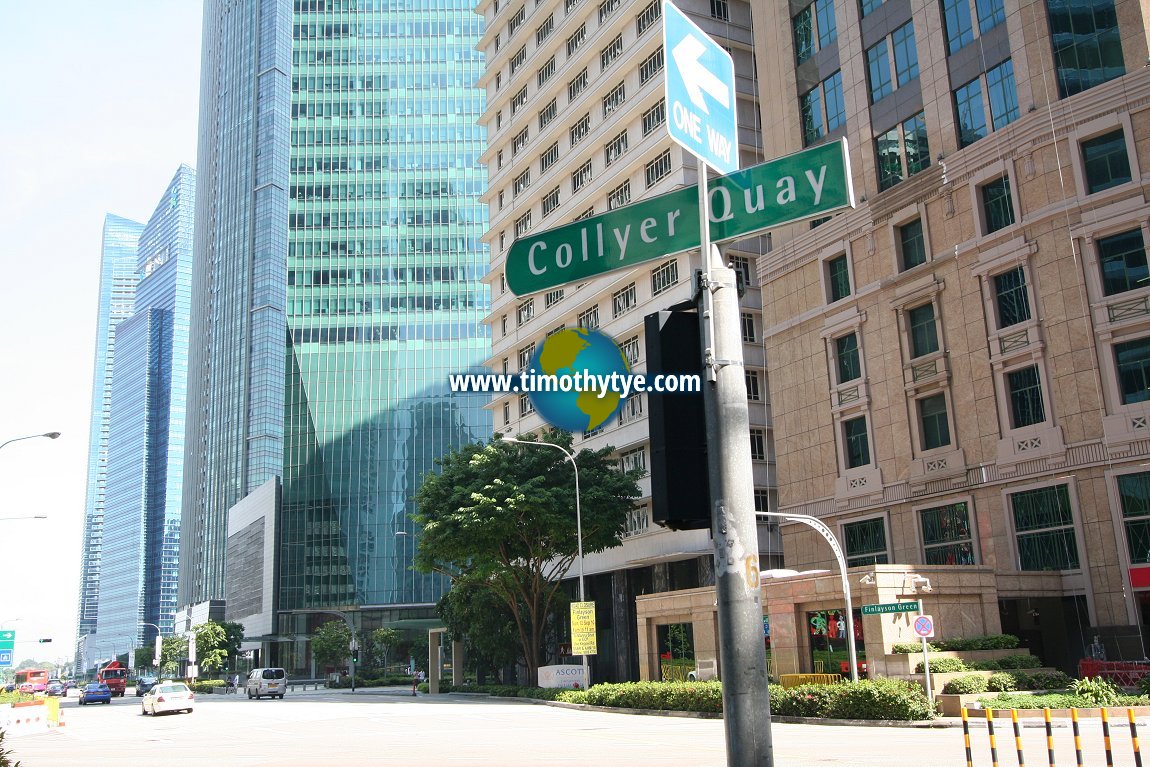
0;1;203;665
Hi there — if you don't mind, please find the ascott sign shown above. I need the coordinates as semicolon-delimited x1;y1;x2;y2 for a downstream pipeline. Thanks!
505;139;854;296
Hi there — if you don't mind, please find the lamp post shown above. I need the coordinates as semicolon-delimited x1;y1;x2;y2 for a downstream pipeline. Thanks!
140;623;162;672
0;432;61;451
756;511;859;682
501;436;590;688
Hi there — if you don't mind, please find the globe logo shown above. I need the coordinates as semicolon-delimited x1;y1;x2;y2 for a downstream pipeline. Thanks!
528;328;631;433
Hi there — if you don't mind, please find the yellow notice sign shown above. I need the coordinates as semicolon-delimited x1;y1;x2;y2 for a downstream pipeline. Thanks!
570;601;597;656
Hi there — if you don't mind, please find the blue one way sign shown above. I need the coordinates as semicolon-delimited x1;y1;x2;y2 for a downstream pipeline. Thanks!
663;1;739;174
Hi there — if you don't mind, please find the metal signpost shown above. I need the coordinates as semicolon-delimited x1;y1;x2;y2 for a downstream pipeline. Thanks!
915;614;936;702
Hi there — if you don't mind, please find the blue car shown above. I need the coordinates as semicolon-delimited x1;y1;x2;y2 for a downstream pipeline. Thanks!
79;683;112;705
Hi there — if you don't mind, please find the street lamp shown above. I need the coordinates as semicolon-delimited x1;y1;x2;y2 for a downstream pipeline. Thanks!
0;432;61;451
756;511;859;682
501;435;590;688
140;623;162;670
0;516;47;522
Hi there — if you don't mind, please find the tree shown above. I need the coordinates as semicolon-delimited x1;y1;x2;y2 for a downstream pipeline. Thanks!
133;646;154;670
219;621;245;670
193;621;229;673
437;578;520;683
371;627;400;670
413;431;642;685
311;620;352;671
160;636;187;677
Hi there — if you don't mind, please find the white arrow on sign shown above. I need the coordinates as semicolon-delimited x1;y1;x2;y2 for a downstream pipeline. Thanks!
671;34;730;114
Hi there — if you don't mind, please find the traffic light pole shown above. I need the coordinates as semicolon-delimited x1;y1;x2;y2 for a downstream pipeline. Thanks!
696;158;774;767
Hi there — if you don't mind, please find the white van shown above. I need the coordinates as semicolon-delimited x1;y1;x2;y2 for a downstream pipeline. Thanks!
246;668;287;699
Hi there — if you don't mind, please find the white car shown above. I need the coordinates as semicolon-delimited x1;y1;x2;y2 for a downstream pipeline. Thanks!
140;681;195;716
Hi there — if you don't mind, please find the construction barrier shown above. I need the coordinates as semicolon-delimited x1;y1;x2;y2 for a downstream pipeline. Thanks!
1;701;50;737
964;707;1143;766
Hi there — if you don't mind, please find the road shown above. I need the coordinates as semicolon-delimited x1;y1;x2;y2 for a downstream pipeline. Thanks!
7;688;1146;766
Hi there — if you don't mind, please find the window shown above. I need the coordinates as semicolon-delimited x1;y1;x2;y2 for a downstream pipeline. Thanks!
542;186;561;217
918;393;951;450
636;1;661;36
745;370;761;401
539;99;557;130
891;22;919;86
566;0;582;12
513;169;531;197
1098;230;1148;296
793;0;837;65
620;448;647;475
514;211;532;237
540;142;559;173
512;127;529;156
954;78;986;148
741;312;756;343
827;254;851;302
538;56;556;87
604;130;628;167
599;0;621;23
800;72;845;146
843;416;871;468
508;5;525;36
501;315;507;335
621;335;641;366
1048;0;1124;98
835;333;861;383
600;34;624;71
750;428;766;460
570;113;591;147
876;112;930;191
921;502;975;565
503;400;510;426
545;288;565;308
642;100;666;136
843;517;887;567
578;305;600;329
652;260;678;295
710;0;729;20
536;14;554;45
571;159;593;192
568;68;588;102
639;48;664;85
510;85;528;115
1010;484;1079;570
612;283;637;317
620;394;644;424
987;60;1019;130
519;393;535;416
645;150;672;187
1081;129;1131;193
547;324;567;337
1119;472;1150;564
1115;338;1150;404
575;206;595;220
602;82;626;117
908;303;939;358
994;266;1030;328
1007;365;1045;428
517;299;535;326
860;0;885;16
496;109;503;129
899;219;927;271
981;176;1015;233
730;255;753;287
518;342;536;370
566;23;586;57
942;0;974;53
510;45;527;74
607;180;631;210
866;40;893;103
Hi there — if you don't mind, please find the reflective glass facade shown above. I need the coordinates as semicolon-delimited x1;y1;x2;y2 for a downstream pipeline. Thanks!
75;214;143;669
185;0;490;623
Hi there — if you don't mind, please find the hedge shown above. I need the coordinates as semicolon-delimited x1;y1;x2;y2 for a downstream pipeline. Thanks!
942;675;988;695
190;679;227;694
892;634;1019;653
916;658;968;673
978;692;1146;710
986;673;1018;693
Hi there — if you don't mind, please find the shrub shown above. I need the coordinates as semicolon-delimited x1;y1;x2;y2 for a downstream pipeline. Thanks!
768;683;840;717
0;728;21;767
968;659;1001;671
986;673;1018;692
1028;671;1070;691
942;675;988;695
996;654;1042;670
978;691;1144;710
825;678;935;721
1139;674;1150;697
1069;676;1119;706
892;642;939;654
917;658;967;673
189;679;227;694
936;634;1020;651
556;689;588;704
580;681;724;713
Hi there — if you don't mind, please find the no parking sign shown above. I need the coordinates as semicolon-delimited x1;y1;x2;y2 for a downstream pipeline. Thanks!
913;615;935;638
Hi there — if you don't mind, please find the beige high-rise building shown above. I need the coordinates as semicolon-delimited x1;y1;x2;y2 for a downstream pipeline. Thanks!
753;0;1150;673
478;0;780;683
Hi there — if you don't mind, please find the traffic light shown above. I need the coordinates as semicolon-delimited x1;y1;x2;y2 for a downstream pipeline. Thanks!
38;638;52;643
351;648;360;664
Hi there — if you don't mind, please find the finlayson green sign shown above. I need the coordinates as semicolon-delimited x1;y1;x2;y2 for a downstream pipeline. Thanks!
506;139;854;296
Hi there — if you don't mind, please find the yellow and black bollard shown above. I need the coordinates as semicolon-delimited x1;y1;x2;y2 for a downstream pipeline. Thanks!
986;707;1000;767
1044;707;1055;767
1101;708;1114;767
1130;708;1143;767
1012;709;1026;767
961;707;974;767
1071;708;1084;767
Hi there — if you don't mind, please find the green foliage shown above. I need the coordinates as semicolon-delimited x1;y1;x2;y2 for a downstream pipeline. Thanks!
1027;671;1071;690
436;578;522;677
193;621;230;672
0;727;21;767
133;646;155;669
578;681;724;713
0;693;35;705
413;431;642;684
219;622;246;668
942;675;988;695
979;691;1144;710
1068;676;1120;706
189;679;228;693
160;635;188;677
996;654;1042;669
892;642;940;654
967;660;1001;671
370;628;400;669
916;657;967;673
825;678;935;720
891;635;1018;653
311;620;353;670
767;683;842;716
986;673;1017;692
1139;674;1150;696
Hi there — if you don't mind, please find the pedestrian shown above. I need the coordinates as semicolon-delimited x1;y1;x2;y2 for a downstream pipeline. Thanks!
232;673;241;694
412;669;424;696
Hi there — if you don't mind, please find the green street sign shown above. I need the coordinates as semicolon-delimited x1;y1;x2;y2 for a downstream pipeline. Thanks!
0;630;14;651
861;601;920;615
506;139;853;296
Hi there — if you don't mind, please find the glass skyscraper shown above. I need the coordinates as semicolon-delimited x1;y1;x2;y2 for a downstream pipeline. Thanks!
78;168;196;668
183;0;489;662
75;214;143;670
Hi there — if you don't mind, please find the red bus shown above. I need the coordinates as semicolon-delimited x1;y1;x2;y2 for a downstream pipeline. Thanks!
14;669;49;693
